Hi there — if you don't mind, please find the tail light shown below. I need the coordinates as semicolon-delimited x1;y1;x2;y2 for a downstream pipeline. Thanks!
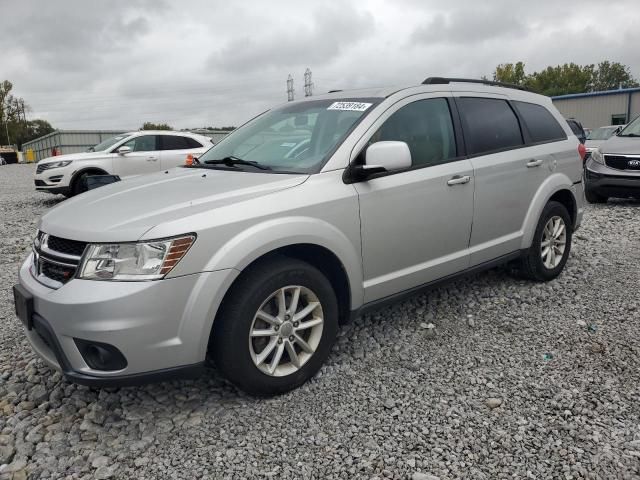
578;143;586;162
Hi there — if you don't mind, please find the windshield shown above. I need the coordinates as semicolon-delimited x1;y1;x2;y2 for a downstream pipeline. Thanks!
89;134;129;152
197;98;381;173
586;126;618;141
618;115;640;137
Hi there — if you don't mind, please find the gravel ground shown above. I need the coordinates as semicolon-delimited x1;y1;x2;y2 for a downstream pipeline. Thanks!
1;163;640;480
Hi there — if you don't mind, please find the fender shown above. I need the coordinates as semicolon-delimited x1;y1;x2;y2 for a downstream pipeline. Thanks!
202;216;364;309
69;166;109;186
520;172;576;250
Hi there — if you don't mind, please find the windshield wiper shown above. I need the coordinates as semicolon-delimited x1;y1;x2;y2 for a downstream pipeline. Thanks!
204;155;271;170
619;133;640;137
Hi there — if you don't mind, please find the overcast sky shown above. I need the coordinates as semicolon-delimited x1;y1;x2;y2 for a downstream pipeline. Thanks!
1;0;639;130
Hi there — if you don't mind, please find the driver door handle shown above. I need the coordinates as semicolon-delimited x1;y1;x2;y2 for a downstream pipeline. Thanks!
147;156;158;162
527;159;544;168
447;175;471;186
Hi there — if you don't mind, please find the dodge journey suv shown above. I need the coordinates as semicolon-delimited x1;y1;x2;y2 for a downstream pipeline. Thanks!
14;78;585;395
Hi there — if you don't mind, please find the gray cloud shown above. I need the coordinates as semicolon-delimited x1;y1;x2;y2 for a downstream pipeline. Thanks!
411;9;527;45
0;0;638;130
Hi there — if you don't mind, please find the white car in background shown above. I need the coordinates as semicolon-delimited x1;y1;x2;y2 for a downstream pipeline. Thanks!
34;131;213;196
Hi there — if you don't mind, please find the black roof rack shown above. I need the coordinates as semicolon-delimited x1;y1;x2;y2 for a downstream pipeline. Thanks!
328;89;343;93
422;77;530;92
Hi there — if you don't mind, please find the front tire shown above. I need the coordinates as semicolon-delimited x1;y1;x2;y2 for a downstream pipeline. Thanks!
71;172;90;196
518;201;572;281
210;256;339;395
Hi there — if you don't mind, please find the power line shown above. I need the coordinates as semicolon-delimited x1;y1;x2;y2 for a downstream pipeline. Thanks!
304;68;313;97
287;74;294;102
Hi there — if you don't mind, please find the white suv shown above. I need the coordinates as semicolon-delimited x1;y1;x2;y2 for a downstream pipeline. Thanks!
34;131;213;196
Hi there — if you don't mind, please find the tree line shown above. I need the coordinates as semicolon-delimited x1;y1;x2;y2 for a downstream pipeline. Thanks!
492;61;638;97
0;80;54;148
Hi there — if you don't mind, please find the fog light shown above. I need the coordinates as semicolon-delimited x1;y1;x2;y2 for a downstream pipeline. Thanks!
74;339;128;371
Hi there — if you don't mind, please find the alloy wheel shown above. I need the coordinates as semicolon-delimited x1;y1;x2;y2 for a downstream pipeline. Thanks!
540;215;567;269
249;285;324;377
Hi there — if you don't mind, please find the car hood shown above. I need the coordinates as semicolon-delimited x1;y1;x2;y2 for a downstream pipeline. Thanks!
39;167;309;242
598;135;640;154
585;139;605;149
39;152;109;164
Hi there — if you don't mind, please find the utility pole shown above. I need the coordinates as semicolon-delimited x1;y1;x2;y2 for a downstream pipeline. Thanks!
304;68;313;97
287;74;294;102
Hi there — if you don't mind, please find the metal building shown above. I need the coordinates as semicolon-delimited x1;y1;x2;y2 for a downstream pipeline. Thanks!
552;87;640;129
22;130;126;162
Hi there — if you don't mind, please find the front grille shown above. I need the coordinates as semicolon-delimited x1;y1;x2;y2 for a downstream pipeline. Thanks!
41;260;75;283
604;155;640;171
47;236;88;257
36;163;54;174
32;232;87;288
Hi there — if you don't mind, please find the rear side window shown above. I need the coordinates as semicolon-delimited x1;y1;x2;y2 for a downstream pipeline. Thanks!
457;97;523;155
160;136;202;150
513;101;566;143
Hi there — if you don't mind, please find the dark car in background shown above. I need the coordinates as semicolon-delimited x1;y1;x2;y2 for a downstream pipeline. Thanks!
566;118;587;144
584;115;640;203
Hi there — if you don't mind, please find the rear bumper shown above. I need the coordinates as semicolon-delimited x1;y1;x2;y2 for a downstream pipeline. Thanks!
585;159;640;198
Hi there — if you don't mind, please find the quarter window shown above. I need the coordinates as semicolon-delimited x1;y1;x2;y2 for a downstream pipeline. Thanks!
513;101;566;143
369;98;457;167
457;97;524;155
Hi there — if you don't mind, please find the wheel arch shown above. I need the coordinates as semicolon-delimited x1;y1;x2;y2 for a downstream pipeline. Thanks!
520;174;578;250
69;167;109;190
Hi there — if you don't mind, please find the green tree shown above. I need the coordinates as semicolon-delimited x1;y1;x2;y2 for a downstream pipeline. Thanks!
14;119;55;148
493;61;527;86
591;61;639;91
141;122;173;130
491;61;639;96
527;63;595;97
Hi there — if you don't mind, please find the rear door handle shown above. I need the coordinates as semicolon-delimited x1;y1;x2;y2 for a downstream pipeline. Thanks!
447;175;471;186
147;156;158;162
527;159;544;168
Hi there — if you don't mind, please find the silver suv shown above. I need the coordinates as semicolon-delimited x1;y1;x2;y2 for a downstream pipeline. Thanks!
14;78;585;395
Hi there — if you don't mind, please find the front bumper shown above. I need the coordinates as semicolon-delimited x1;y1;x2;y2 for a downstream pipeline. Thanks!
34;167;73;193
584;159;640;198
17;254;239;386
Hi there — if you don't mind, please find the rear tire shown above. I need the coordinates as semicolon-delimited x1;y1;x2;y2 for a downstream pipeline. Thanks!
210;255;339;395
518;201;572;281
585;188;607;204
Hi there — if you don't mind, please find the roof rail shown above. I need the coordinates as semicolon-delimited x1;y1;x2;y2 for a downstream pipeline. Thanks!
328;89;343;93
422;77;530;92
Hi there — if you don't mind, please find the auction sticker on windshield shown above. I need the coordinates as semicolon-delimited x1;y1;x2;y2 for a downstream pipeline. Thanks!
327;102;372;112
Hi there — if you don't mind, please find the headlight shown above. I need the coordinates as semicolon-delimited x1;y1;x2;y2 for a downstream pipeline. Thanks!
591;148;605;165
43;160;72;169
78;235;195;281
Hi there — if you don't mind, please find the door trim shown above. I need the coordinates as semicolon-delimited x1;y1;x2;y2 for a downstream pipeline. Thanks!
350;250;523;321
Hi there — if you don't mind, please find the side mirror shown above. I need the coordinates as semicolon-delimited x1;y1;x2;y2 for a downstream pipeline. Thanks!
346;141;412;182
117;146;132;155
